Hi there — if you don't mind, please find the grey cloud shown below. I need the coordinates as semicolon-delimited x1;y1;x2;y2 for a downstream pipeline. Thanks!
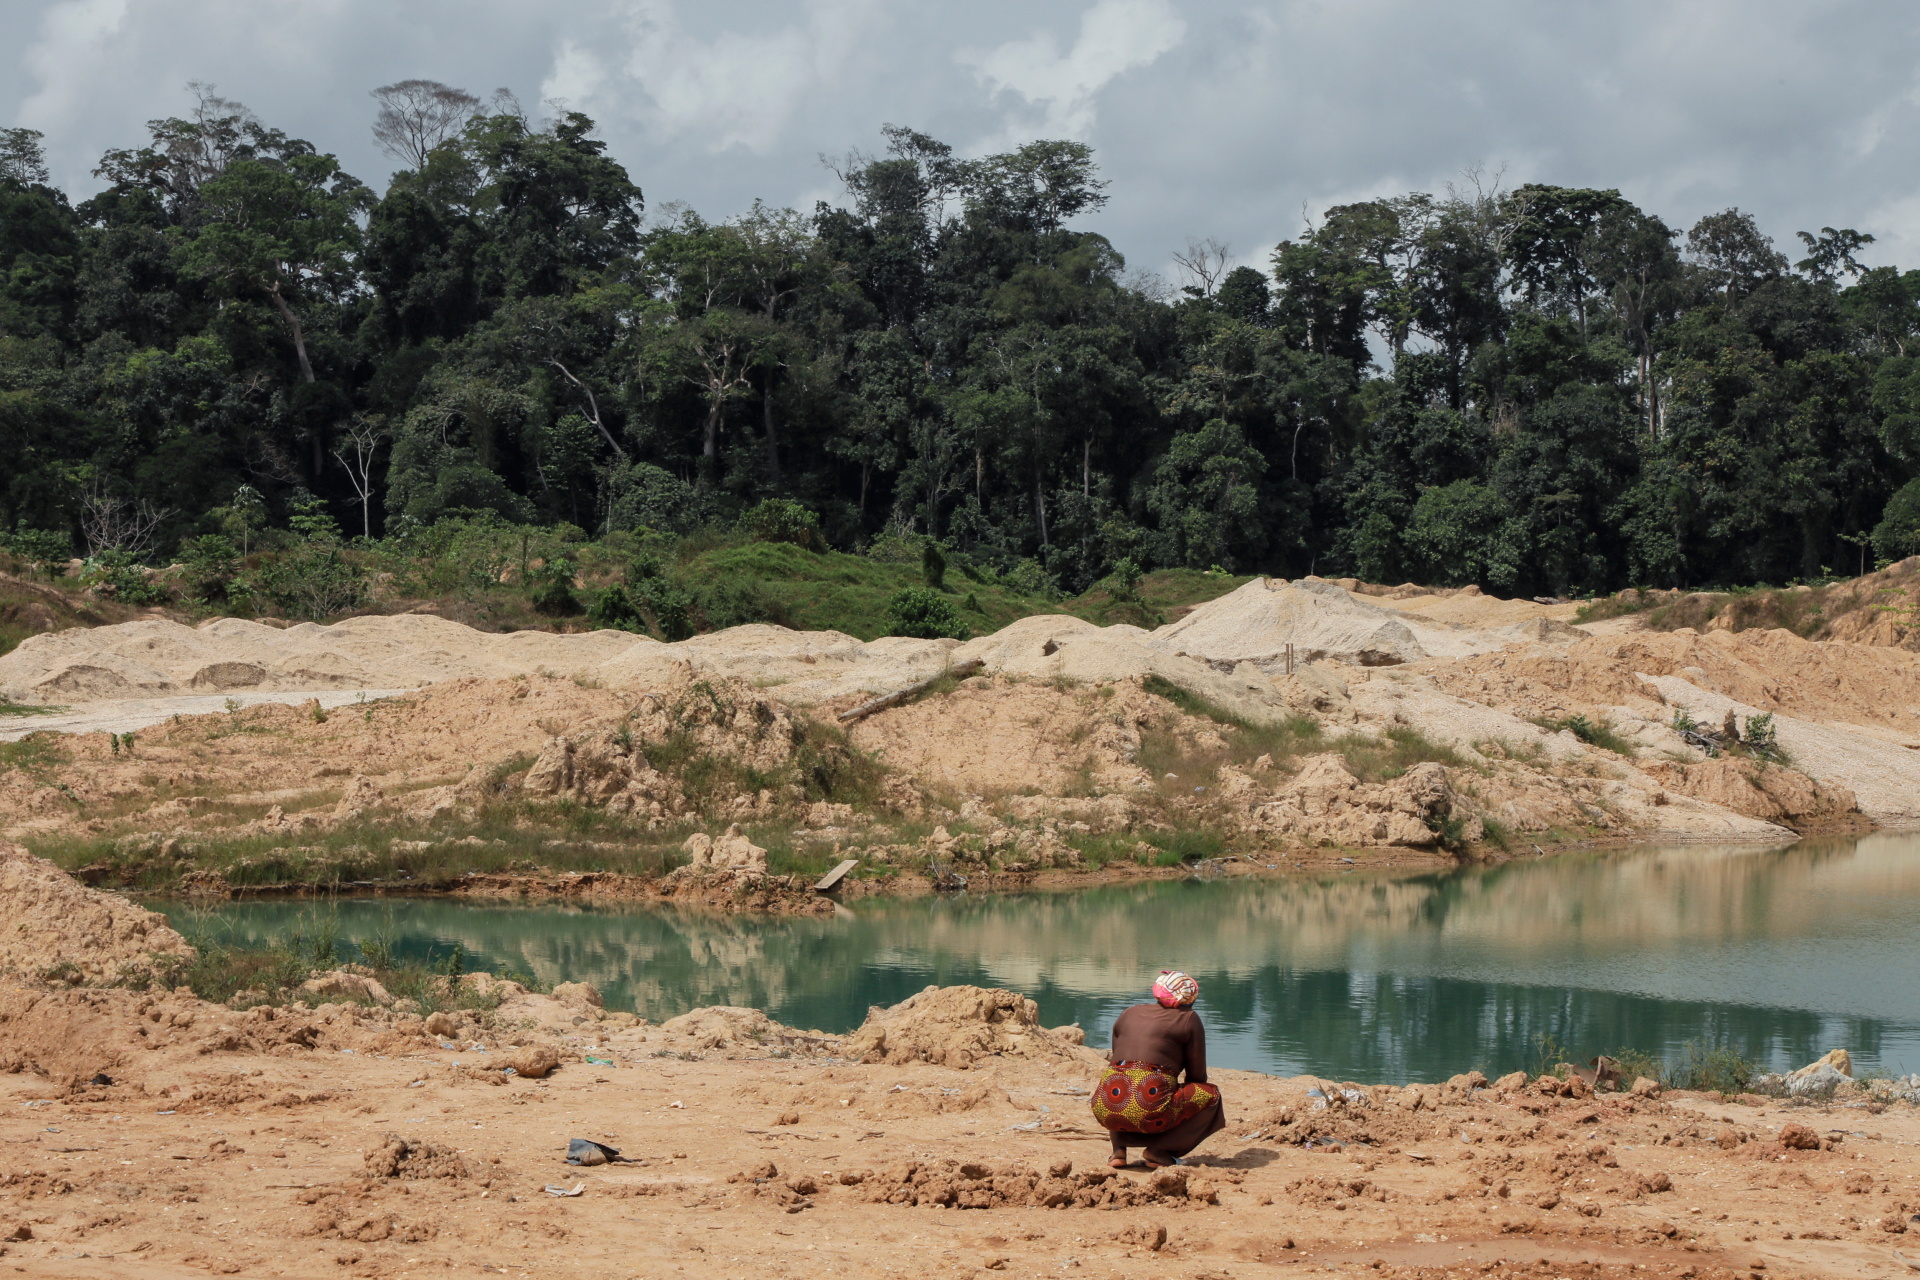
7;0;1920;274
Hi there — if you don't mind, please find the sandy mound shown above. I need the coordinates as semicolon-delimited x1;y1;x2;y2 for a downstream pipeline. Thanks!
1155;578;1429;667
0;842;193;983
1153;578;1584;671
0;674;639;842
519;676;802;823
844;985;1090;1069
951;614;1294;726
1420;627;1920;736
847;675;1177;795
597;624;955;705
0;613;645;703
1381;585;1582;628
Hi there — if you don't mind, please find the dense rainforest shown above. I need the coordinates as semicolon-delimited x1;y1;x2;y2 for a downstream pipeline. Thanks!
6;82;1920;611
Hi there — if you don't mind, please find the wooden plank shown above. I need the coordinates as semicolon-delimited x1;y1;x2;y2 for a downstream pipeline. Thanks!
813;858;859;893
836;658;984;723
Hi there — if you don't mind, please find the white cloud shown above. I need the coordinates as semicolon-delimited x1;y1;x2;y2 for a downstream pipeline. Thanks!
962;0;1186;140
17;0;132;134
7;1;1920;277
545;0;883;155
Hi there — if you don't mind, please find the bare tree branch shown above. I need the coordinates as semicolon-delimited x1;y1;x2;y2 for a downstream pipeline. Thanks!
80;483;173;558
547;358;629;460
371;80;480;170
331;416;387;538
1173;237;1231;297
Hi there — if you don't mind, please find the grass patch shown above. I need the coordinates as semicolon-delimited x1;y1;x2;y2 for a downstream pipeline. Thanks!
1066;833;1146;868
755;829;857;880
1533;712;1637;755
1333;726;1471;783
1142;828;1225;865
1065;828;1224;868
0;698;59;717
1571;592;1653;624
1619;1040;1758;1096
1136;671;1330;812
0;732;69;782
1140;673;1324;758
1531;1033;1757;1096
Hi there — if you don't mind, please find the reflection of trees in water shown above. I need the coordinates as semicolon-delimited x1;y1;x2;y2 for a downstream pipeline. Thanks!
150;833;1920;1080
1203;967;1887;1081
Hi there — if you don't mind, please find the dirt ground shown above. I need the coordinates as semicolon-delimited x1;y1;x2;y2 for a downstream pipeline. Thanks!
0;979;1915;1280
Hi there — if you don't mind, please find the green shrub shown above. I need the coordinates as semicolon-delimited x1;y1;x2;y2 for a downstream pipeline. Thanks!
864;525;923;564
587;585;645;632
885;587;970;640
530;557;582;616
741;498;822;550
1739;711;1783;761
0;527;70;573
1871;476;1920;562
1143;829;1224;864
1663;1041;1758;1095
690;576;785;631
1001;558;1058;600
179;534;240;604
634;576;694;640
1535;712;1636;755
247;544;367;619
80;550;172;606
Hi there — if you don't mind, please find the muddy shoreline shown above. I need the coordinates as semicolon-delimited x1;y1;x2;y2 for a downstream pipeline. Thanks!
129;817;1885;911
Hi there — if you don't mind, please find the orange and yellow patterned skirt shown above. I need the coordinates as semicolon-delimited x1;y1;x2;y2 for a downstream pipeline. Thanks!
1090;1061;1221;1135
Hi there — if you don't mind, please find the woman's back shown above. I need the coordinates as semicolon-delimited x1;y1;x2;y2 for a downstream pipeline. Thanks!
1109;1003;1207;1083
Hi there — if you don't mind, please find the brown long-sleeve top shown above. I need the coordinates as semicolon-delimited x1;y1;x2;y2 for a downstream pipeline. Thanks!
1107;1003;1208;1084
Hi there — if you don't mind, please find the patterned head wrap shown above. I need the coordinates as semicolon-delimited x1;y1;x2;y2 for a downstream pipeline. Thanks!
1152;970;1199;1008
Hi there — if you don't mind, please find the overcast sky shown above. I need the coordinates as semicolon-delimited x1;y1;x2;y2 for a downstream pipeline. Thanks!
7;0;1920;278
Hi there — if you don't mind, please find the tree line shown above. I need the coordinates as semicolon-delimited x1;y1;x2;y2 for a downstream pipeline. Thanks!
5;80;1920;600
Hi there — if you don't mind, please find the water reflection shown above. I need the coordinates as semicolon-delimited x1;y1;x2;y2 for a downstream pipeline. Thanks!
152;832;1920;1083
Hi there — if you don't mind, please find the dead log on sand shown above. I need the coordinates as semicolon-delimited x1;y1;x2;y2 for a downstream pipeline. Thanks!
836;659;984;724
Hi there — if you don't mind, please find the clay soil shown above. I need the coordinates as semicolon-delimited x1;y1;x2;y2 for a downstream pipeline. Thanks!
1;984;1915;1280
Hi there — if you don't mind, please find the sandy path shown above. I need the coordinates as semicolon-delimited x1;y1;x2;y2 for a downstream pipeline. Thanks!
0;689;416;742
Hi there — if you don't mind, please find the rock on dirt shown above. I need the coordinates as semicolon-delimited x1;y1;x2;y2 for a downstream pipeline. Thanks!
1234;754;1475;848
0;840;194;983
657;1006;839;1055
1779;1122;1822;1150
844;985;1095;1069
678;825;770;878
507;1045;563;1079
1637;758;1857;827
298;970;395;1005
364;1134;472;1180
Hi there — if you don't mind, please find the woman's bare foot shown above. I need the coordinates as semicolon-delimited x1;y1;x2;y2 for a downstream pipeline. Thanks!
1108;1153;1130;1169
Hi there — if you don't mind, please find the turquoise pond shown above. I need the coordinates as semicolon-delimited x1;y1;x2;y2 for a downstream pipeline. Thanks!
148;831;1920;1084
